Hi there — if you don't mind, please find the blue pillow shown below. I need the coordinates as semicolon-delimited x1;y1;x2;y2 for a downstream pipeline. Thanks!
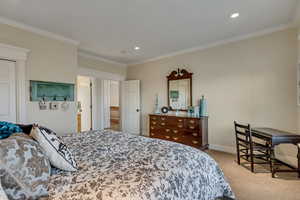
0;121;22;139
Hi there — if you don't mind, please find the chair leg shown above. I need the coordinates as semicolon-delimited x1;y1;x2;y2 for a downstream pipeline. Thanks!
250;149;254;173
236;144;241;165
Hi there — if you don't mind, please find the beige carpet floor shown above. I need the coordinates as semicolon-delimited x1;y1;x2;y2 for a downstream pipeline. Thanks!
207;150;300;200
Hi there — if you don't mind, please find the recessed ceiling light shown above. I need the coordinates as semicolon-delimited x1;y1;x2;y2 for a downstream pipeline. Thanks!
230;13;240;19
134;46;140;50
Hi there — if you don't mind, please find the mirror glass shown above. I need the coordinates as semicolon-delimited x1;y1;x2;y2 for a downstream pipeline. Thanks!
168;79;191;110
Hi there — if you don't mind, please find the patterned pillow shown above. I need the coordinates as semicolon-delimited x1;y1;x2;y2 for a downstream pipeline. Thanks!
0;134;51;200
30;126;78;172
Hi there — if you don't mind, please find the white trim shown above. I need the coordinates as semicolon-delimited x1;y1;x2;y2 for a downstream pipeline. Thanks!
90;78;98;130
0;43;30;60
77;67;126;81
210;144;236;154
0;43;29;124
78;51;127;68
0;16;80;46
298;63;300;106
102;80;111;128
15;61;27;123
130;23;293;66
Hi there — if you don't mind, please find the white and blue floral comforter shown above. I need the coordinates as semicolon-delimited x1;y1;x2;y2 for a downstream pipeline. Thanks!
45;130;234;200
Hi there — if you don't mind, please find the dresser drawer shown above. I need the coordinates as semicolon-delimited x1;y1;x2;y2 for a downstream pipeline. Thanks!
150;120;159;126
186;124;199;131
149;124;160;132
185;119;199;130
186;118;198;124
150;115;159;121
166;117;184;125
149;114;208;150
183;135;202;147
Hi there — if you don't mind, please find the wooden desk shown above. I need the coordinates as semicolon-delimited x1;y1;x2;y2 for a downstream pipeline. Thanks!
252;128;300;178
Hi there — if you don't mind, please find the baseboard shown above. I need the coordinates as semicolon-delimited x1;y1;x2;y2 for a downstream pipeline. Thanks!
209;144;236;154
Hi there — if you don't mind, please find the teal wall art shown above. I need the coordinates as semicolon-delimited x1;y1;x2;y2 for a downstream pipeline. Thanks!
30;80;75;101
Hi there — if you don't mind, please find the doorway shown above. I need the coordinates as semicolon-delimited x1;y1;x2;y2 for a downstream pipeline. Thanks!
77;76;92;132
109;80;120;131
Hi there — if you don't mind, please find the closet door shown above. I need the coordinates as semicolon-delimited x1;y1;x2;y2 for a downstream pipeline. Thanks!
0;60;16;122
121;80;140;135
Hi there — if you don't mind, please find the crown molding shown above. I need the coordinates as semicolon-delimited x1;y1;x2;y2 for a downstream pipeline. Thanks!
0;16;80;46
129;23;294;66
78;50;127;68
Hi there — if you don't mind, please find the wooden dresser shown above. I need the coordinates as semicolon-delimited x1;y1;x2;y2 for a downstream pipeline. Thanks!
149;114;208;150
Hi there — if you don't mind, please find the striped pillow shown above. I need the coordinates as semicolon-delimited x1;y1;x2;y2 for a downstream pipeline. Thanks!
30;126;78;172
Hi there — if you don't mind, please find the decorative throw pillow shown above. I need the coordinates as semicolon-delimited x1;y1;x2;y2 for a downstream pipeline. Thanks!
30;125;78;172
0;121;22;139
16;123;34;135
0;134;51;200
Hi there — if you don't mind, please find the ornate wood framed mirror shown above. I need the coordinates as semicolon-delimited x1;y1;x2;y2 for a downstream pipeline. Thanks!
167;69;193;111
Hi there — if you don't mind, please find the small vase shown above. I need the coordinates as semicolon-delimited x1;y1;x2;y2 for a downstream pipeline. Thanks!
199;95;208;117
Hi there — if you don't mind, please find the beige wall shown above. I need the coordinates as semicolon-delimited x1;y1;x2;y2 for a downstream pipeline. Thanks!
128;28;298;162
0;23;78;134
78;55;126;76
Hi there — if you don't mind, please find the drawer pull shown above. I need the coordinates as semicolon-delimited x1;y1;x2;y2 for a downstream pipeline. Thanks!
189;126;195;129
178;125;183;128
152;117;157;120
165;136;171;139
178;119;183;122
190;120;195;124
152;122;157;125
161;117;166;121
151;126;155;130
192;133;198;137
173;130;178;133
165;129;170;132
150;133;155;136
192;140;199;144
173;137;179;141
161;123;166;126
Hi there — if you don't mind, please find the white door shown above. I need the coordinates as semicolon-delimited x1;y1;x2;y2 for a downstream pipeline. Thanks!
77;76;92;131
0;60;16;122
122;80;140;135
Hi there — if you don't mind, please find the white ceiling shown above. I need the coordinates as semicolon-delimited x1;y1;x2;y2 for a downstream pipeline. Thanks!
0;0;298;64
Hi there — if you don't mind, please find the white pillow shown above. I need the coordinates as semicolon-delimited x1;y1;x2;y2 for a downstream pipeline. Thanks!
30;126;78;172
0;180;8;200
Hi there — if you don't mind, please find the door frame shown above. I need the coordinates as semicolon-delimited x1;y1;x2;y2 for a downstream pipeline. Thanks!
77;67;125;130
0;43;29;123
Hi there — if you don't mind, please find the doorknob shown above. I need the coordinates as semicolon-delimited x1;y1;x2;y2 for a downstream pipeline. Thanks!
136;109;140;112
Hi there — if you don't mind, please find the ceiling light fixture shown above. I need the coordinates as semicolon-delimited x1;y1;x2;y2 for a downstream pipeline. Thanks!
134;46;140;50
230;12;240;19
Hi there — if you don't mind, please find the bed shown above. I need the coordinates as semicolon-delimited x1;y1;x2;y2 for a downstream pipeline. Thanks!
44;130;234;200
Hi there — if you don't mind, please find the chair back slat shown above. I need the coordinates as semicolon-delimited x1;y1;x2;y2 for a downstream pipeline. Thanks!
234;121;253;143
